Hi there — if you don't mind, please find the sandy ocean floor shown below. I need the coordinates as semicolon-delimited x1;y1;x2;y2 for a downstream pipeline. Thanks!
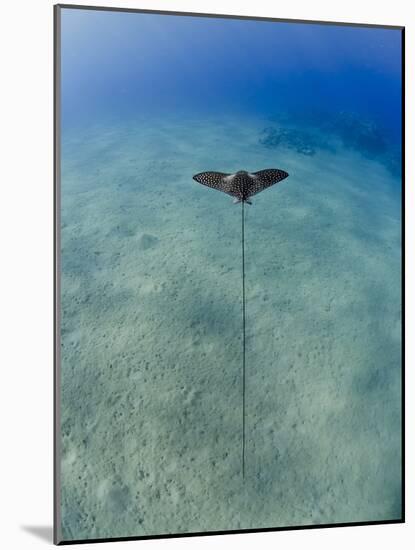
59;114;402;540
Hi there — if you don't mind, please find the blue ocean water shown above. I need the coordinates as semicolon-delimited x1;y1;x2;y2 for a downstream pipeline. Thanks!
61;9;401;144
58;7;402;542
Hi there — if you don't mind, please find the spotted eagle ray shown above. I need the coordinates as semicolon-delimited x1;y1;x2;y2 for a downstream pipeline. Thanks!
193;169;288;205
192;168;289;477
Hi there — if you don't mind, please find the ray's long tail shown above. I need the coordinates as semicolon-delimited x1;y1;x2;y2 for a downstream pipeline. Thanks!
242;200;246;478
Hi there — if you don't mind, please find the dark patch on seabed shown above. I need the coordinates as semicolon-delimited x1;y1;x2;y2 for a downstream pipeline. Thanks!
262;110;402;177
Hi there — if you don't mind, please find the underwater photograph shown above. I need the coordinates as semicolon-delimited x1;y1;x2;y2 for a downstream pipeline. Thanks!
55;5;403;543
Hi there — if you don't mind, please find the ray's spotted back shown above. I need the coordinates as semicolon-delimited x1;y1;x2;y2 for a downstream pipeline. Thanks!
193;169;289;204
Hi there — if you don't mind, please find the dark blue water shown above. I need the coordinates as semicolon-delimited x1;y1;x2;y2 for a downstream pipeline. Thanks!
61;8;402;144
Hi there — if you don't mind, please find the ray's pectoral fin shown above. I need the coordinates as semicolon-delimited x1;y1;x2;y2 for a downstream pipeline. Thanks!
193;171;243;201
193;172;231;193
249;168;289;197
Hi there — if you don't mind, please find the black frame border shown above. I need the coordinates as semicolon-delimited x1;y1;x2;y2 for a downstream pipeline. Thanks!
53;3;405;545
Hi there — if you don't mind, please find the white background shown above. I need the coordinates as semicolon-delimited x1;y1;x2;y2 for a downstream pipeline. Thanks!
0;0;412;548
